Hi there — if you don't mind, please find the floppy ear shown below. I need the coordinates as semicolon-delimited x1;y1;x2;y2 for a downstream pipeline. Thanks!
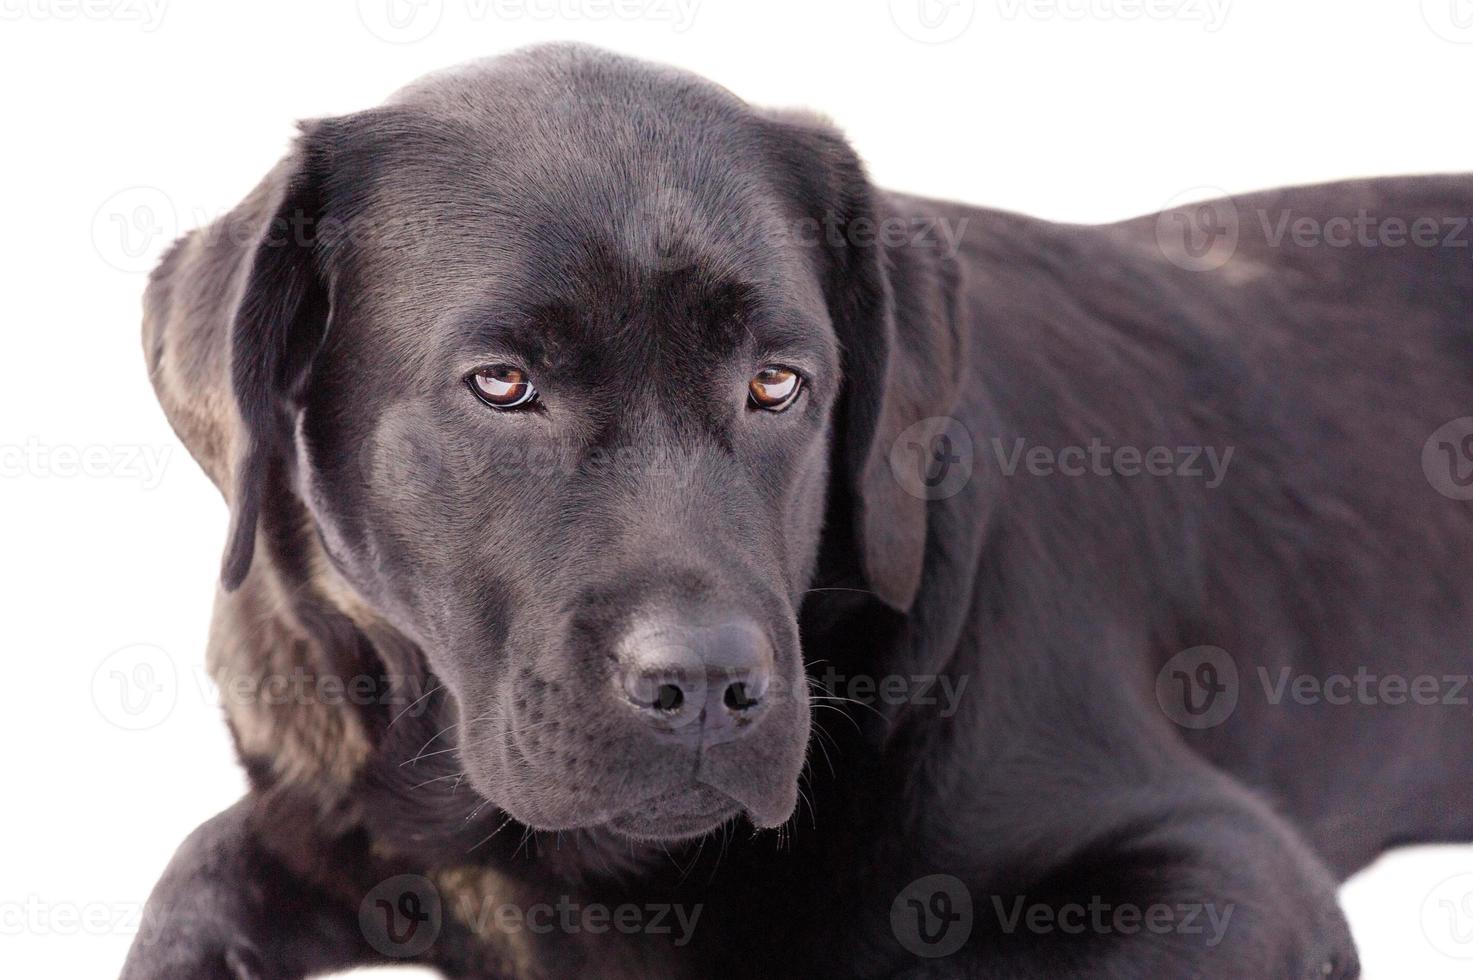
763;114;965;612
219;125;335;591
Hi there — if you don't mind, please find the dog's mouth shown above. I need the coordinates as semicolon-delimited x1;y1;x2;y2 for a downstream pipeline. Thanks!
604;784;743;841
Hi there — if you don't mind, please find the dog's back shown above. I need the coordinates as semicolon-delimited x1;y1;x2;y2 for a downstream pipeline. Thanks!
894;176;1473;875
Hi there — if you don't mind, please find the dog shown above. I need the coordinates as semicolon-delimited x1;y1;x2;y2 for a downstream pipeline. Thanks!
121;43;1473;979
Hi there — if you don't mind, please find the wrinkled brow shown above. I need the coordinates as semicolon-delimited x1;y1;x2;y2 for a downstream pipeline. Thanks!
438;273;831;371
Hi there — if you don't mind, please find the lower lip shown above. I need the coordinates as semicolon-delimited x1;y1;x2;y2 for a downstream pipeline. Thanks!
606;788;741;840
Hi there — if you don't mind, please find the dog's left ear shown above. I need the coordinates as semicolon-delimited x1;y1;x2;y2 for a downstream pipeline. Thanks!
219;122;337;591
761;113;966;612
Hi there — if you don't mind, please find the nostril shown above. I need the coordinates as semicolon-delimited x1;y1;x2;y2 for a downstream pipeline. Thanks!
654;682;685;713
723;680;759;712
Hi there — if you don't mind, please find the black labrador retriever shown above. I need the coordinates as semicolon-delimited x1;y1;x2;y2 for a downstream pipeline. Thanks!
123;43;1473;979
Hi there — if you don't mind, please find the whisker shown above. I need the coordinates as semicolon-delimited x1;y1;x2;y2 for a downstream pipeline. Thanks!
388;681;444;729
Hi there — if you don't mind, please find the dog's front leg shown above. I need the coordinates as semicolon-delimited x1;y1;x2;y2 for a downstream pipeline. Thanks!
880;764;1360;980
120;798;377;980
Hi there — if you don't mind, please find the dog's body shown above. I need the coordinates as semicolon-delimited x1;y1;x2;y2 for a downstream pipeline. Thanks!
123;45;1473;979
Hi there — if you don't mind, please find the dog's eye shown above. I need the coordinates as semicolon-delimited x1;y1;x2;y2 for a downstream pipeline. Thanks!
467;365;538;409
748;367;802;411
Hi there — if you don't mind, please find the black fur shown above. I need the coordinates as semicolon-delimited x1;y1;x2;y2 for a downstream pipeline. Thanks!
124;44;1473;980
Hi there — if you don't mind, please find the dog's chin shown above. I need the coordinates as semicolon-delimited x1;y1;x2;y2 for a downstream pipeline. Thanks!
603;785;745;843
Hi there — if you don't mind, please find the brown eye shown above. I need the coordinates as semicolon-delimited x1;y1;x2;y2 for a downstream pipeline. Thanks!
468;365;537;409
748;366;802;411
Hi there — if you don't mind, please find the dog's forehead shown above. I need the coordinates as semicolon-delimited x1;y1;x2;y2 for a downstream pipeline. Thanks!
319;54;829;370
331;46;790;264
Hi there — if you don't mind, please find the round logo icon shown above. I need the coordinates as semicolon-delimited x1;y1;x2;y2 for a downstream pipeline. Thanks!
891;873;973;958
889;417;975;501
1155;187;1240;273
889;0;976;43
615;185;707;274
364;402;449;491
1155;646;1238;730
91;186;178;274
1423;418;1473;501
1421;872;1473;959
360;874;442;958
357;0;444;43
91;644;178;731
1422;0;1473;44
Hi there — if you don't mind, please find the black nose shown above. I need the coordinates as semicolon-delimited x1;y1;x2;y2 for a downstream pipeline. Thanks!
615;615;773;742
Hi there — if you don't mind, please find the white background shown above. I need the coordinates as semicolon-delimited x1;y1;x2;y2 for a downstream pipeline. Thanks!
3;1;1472;976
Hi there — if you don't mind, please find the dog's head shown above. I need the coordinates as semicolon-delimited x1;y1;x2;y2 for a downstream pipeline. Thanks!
198;45;959;843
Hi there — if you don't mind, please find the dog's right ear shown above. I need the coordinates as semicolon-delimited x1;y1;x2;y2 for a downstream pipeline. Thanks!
218;124;335;591
758;111;966;613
